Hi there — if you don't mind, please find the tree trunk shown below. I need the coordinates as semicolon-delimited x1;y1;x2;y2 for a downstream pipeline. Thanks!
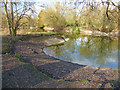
9;29;12;36
3;2;12;36
11;29;16;37
10;1;15;37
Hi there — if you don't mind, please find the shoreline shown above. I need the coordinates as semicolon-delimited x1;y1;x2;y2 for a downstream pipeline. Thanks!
2;34;119;88
43;36;118;70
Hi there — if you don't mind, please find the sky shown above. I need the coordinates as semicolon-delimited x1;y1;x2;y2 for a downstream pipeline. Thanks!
32;0;119;15
1;0;119;16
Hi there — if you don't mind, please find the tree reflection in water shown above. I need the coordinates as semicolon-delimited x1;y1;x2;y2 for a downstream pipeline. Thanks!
44;35;118;68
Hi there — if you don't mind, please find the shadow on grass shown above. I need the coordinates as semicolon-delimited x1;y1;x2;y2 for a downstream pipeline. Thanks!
2;63;50;88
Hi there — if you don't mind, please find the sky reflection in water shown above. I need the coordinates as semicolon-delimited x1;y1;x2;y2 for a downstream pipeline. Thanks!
44;36;118;68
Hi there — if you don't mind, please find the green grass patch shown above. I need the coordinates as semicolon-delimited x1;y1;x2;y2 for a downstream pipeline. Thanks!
25;63;51;79
74;79;88;84
26;31;58;35
56;79;65;82
39;72;51;79
15;54;26;64
81;79;88;84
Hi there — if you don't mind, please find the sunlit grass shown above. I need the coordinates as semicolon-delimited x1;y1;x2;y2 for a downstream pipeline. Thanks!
1;28;59;36
26;31;58;35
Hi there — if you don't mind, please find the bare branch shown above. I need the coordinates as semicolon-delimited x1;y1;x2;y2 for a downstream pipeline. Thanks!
106;1;110;20
110;1;118;7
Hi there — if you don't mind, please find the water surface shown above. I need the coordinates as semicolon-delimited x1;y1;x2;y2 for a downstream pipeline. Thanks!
44;35;118;68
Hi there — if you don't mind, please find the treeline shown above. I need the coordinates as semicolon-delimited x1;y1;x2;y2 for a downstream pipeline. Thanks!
37;2;119;33
1;0;119;37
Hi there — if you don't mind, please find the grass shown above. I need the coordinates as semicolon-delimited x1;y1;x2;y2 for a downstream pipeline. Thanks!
15;54;25;64
26;31;58;35
74;79;89;84
56;79;65;82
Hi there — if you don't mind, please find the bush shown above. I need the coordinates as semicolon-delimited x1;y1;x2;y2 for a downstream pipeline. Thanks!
37;7;66;32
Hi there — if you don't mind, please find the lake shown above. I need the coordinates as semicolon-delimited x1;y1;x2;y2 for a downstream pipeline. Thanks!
43;35;118;68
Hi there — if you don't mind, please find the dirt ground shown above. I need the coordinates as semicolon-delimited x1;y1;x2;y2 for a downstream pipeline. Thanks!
2;35;120;88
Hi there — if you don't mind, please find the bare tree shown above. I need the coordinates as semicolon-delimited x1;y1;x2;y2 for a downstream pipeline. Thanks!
2;0;35;37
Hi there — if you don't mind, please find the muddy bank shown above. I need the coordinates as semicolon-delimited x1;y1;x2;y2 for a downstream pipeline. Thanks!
2;35;119;88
